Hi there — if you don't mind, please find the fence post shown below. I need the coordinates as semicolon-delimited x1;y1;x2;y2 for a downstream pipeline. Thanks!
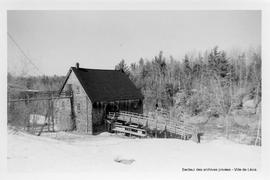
52;98;54;132
174;122;177;138
26;95;30;132
24;114;27;131
164;120;167;138
184;123;186;140
47;101;49;132
155;118;158;138
27;114;30;132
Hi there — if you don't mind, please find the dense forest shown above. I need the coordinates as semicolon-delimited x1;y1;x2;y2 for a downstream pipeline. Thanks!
115;46;261;114
8;46;261;145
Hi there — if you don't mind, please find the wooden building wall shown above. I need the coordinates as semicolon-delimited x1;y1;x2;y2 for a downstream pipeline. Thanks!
61;71;93;134
54;98;73;131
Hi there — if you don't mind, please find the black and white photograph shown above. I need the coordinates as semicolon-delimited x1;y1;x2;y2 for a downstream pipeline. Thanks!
1;1;269;180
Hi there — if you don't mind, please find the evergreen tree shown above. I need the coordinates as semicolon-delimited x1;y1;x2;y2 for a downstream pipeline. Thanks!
183;54;192;93
208;46;230;80
115;59;130;75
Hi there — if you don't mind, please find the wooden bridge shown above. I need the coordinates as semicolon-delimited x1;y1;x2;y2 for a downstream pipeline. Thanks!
106;111;200;141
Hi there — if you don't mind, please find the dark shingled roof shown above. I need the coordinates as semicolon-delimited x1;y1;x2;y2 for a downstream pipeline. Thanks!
70;67;143;102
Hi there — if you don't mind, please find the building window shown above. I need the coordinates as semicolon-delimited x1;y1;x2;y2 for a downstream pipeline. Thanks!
62;101;65;110
77;103;81;112
66;84;72;92
76;85;80;94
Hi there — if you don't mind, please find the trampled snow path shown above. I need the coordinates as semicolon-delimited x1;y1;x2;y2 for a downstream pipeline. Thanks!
7;130;261;173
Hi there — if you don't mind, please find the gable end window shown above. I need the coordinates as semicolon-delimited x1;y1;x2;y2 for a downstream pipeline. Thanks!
76;85;80;94
77;103;81;113
62;101;65;110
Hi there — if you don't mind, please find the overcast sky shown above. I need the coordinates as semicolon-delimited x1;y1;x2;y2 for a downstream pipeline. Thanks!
7;10;261;76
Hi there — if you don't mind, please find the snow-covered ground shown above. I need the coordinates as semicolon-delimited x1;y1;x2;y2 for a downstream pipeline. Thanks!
7;128;261;173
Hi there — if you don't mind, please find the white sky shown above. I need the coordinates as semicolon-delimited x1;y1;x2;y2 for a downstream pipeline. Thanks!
7;10;261;76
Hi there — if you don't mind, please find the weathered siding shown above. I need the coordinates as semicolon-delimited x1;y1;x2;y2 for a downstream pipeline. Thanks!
54;98;73;131
62;71;93;134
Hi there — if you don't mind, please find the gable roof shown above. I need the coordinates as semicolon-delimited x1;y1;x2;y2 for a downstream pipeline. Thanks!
61;67;143;103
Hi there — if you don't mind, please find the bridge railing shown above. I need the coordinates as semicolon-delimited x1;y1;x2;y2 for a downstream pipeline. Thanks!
107;111;197;136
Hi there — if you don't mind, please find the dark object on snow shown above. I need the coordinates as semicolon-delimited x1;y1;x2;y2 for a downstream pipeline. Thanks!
197;133;204;143
114;157;135;165
192;131;204;143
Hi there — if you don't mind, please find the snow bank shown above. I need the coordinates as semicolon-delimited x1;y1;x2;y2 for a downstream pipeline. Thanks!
7;128;261;173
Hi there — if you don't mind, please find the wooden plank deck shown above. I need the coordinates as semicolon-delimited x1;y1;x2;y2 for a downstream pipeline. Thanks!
112;123;147;137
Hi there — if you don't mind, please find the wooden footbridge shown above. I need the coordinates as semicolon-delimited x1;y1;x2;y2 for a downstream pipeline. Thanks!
106;111;201;141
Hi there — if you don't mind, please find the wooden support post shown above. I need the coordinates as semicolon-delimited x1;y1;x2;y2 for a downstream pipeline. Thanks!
174;123;177;137
51;98;54;132
37;123;48;136
184;126;186;140
48;100;51;131
24;115;27;131
155;119;157;138
26;95;30;132
46;113;49;132
145;119;148;137
164;123;167;138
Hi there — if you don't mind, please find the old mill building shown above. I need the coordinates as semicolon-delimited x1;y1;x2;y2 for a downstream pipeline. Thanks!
54;63;144;134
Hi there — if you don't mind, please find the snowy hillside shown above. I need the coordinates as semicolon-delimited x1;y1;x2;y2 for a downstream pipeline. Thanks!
7;127;261;173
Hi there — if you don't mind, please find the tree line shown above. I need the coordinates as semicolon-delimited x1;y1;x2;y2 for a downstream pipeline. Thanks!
8;74;65;92
8;45;261;119
115;46;261;119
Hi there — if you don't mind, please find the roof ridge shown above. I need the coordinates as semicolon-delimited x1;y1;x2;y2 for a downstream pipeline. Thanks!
71;67;119;71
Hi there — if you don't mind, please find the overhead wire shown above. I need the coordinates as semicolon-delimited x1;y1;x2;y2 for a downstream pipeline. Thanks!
7;32;43;76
